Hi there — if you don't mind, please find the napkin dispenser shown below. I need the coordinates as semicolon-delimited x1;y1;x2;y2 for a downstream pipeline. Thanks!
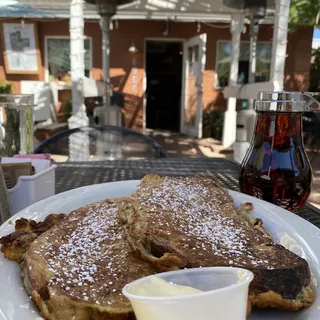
1;157;56;214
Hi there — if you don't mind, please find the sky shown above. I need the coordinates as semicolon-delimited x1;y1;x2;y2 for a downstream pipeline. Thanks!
314;28;320;39
0;1;17;6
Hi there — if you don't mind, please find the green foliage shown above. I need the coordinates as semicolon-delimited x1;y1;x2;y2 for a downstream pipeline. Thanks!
289;0;320;31
0;82;18;156
0;82;12;94
26;107;33;154
4;108;20;156
61;100;72;122
310;48;320;91
202;109;224;140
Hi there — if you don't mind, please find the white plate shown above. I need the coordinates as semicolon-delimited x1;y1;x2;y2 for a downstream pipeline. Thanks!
0;180;319;320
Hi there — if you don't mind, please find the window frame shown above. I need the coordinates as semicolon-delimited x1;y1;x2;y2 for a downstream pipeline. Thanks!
214;39;272;89
44;35;93;82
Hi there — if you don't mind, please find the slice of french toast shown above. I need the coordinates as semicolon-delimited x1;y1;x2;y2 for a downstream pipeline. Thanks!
1;199;156;320
119;174;314;312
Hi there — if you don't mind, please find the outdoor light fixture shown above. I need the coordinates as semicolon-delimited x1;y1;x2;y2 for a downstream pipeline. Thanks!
244;1;267;22
85;0;133;16
162;20;169;36
222;0;269;22
128;41;139;53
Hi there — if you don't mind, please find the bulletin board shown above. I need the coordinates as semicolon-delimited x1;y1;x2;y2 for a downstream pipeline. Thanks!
1;21;41;74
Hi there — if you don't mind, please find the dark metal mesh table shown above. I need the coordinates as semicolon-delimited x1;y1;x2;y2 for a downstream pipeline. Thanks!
56;158;320;228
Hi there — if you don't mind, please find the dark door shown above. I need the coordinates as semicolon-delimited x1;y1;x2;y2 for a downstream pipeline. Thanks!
146;41;183;132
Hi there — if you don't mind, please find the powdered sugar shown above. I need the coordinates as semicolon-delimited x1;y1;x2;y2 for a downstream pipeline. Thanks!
39;201;134;304
30;176;277;308
135;176;273;266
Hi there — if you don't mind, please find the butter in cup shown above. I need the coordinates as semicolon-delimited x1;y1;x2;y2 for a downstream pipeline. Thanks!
122;267;254;320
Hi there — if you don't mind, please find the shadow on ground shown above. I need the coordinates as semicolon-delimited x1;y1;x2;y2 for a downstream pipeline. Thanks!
148;130;320;209
147;130;232;159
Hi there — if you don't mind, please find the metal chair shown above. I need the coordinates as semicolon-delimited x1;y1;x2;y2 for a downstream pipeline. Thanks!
34;125;168;161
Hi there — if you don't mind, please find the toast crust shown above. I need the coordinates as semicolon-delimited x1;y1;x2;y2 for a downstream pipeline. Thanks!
0;214;66;262
249;284;314;310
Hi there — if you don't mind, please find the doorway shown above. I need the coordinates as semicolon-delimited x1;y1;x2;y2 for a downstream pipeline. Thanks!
145;40;183;132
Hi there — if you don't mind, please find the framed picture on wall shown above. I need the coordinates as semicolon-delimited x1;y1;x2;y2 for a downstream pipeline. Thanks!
1;22;41;74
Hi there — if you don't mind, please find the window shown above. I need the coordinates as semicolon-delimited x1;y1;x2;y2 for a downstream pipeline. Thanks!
46;37;91;82
215;41;272;88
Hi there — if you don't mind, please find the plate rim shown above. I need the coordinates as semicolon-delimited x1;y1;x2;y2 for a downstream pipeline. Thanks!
1;180;319;233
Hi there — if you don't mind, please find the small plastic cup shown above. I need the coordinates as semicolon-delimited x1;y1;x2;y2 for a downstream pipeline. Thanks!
122;267;254;320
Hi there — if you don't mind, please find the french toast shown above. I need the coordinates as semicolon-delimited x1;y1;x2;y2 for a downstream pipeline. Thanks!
0;174;314;319
18;199;156;320
0;214;66;262
119;174;314;312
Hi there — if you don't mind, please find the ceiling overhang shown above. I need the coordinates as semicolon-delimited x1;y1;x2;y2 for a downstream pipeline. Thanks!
13;0;275;23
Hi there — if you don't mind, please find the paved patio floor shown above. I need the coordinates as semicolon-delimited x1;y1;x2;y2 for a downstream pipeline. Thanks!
148;130;320;209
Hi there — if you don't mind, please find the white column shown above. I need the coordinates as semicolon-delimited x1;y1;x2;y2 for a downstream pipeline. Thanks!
68;0;89;161
270;0;291;90
241;20;259;143
68;0;89;129
222;14;243;149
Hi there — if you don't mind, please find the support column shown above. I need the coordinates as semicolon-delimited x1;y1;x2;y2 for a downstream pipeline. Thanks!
68;0;89;129
222;14;243;149
270;0;291;90
98;14;122;128
100;15;112;107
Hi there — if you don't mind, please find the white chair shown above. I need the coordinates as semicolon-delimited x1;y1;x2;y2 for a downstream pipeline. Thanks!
20;81;57;123
21;82;68;141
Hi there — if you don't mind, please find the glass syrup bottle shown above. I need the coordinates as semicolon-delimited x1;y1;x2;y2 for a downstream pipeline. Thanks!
239;92;320;213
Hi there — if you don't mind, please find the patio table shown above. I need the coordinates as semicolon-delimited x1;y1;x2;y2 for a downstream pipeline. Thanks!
55;157;320;229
